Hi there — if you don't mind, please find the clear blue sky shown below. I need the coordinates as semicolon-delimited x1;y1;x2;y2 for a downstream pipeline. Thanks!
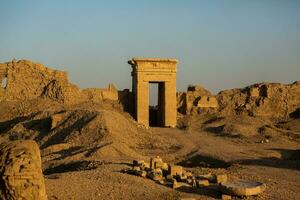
1;0;299;99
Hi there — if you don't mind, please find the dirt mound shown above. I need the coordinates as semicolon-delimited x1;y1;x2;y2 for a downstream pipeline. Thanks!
0;98;183;168
201;115;267;139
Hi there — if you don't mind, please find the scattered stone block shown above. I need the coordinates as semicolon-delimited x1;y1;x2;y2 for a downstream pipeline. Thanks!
157;179;165;185
148;168;163;181
150;156;164;169
172;180;178;189
161;162;169;171
220;181;266;196
221;194;232;200
137;170;147;178
169;165;183;177
132;166;141;171
184;171;193;178
197;173;215;183
216;174;228;183
197;179;210;187
50;113;64;129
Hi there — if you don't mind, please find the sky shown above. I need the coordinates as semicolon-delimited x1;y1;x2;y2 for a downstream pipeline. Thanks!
0;0;300;104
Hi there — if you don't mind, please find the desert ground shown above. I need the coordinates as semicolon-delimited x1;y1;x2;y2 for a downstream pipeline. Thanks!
0;60;299;199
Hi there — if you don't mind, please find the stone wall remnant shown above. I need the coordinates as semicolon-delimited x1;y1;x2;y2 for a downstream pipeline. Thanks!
0;59;120;105
197;96;218;108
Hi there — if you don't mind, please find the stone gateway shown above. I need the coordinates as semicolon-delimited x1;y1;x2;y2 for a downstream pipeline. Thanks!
128;58;178;127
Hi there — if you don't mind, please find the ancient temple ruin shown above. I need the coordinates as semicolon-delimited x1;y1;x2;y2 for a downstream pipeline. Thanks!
128;58;178;127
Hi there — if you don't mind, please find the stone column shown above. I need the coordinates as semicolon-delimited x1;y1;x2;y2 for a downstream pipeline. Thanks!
136;75;149;126
164;78;177;127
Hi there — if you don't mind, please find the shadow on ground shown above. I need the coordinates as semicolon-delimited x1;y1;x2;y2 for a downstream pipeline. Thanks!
177;152;231;168
44;160;106;175
234;148;300;171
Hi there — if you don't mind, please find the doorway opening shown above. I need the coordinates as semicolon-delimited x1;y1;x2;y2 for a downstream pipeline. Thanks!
149;82;165;127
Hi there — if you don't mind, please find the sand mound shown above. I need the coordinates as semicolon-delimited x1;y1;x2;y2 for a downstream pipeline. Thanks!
202;115;269;138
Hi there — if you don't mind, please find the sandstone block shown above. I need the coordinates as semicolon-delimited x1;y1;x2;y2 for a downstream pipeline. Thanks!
220;181;266;196
221;194;232;200
197;96;218;108
137;170;147;178
216;174;228;183
197;179;210;187
50;113;64;129
249;87;259;97
150;156;164;169
168;165;183;176
0;140;47;200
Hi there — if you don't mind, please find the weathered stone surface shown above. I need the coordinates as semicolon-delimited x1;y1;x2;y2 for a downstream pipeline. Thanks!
217;82;300;118
178;81;300;118
196;96;218;108
50;113;65;129
216;174;228;183
177;84;217;114
168;165;183;177
0;59;119;105
0;140;47;200
221;194;232;200
150;156;164;169
196;179;210;187
220;181;266;196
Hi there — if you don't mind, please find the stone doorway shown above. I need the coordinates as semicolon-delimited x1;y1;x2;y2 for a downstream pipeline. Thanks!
128;58;178;127
149;82;165;127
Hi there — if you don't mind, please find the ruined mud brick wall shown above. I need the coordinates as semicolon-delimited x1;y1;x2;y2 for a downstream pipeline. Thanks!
178;82;300;118
0;60;120;105
82;83;118;102
0;140;47;200
217;81;300;118
0;59;73;101
177;85;218;114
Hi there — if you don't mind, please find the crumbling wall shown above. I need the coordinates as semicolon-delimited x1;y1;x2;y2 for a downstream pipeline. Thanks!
178;82;300;119
217;81;300;118
82;83;118;102
0;60;122;105
177;85;218;114
0;59;69;101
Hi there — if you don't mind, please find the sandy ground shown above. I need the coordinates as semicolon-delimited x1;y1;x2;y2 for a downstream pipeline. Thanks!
44;126;300;200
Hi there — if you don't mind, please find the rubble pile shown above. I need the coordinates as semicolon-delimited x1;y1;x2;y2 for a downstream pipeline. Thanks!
123;157;227;190
123;156;266;199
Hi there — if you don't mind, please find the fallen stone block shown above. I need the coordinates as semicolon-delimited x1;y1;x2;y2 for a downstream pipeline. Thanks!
150;156;164;169
169;165;183;177
220;181;266;196
221;194;232;200
147;168;163;181
137;170;147;178
197;179;210;187
216;174;228;183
